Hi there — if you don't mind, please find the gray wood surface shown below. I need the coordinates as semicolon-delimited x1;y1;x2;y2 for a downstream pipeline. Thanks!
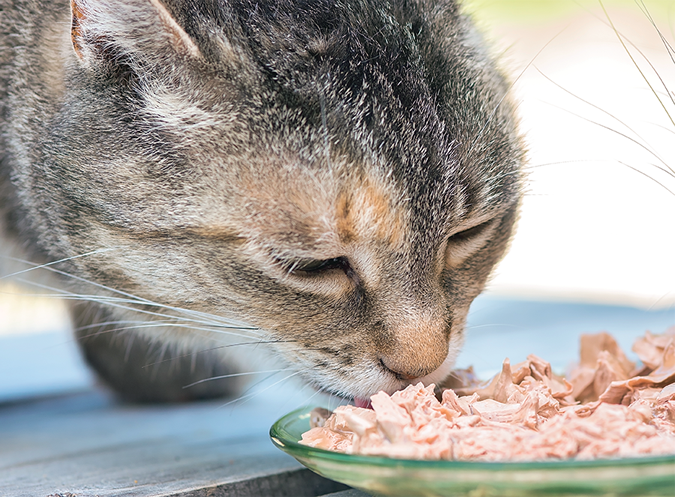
0;389;352;496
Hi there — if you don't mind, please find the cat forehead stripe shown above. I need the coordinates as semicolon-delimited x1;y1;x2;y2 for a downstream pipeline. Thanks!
335;174;406;248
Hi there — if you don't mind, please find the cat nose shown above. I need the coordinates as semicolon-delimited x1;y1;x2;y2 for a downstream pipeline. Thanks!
376;294;450;380
378;331;449;380
379;358;421;381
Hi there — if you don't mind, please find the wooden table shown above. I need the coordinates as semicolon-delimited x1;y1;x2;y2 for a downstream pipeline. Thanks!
0;386;366;496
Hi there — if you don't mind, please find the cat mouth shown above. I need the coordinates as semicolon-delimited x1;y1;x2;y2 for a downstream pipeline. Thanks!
354;397;373;409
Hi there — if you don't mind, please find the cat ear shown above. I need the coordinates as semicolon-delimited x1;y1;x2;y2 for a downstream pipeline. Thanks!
70;0;200;65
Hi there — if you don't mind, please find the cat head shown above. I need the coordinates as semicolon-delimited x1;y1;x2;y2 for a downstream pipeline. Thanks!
37;0;523;399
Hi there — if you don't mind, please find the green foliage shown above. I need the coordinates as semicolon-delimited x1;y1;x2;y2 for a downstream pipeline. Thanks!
461;0;673;25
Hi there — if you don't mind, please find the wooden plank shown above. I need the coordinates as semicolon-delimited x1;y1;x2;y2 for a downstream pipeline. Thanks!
0;389;348;496
168;470;352;497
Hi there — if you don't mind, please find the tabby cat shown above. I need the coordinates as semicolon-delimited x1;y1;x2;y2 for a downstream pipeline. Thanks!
0;0;523;402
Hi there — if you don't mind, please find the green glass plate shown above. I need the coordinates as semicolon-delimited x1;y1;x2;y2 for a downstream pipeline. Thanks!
270;407;675;497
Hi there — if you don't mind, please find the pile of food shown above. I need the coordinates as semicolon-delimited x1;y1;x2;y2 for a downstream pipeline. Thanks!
301;329;675;461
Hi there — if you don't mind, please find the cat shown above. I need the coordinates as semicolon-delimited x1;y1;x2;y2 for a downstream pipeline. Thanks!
0;0;523;403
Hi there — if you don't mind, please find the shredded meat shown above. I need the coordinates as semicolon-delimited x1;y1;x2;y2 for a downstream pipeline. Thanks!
301;328;675;461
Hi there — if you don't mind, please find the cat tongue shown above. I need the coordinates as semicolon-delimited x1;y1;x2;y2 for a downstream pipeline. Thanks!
354;397;372;409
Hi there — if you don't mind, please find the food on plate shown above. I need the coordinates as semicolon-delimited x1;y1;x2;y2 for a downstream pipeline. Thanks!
301;329;675;461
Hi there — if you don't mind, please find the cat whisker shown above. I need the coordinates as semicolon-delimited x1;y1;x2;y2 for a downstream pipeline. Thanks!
152;342;170;380
539;100;673;174
79;318;262;337
600;1;675;128
143;339;296;368
74;322;268;342
14;276;265;338
534;68;666;166
524;159;674;191
523;159;613;171
6;252;261;332
182;368;297;389
631;0;674;52
621;35;675;110
73;319;181;332
464;322;520;331
216;369;308;410
465;24;566;160
0;248;117;281
279;387;322;413
616;160;675;197
652;122;675;137
645;289;675;312
276;378;330;414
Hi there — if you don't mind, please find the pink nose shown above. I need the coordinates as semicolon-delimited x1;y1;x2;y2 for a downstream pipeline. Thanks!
376;304;450;381
379;358;422;381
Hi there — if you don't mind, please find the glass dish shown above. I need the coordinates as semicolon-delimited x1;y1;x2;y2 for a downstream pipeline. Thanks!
270;407;675;497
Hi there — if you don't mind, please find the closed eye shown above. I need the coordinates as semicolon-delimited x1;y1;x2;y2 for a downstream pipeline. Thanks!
445;219;496;267
292;256;350;274
271;254;359;295
447;221;490;243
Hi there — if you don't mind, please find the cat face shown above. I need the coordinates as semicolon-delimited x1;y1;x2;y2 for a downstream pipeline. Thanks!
10;0;523;399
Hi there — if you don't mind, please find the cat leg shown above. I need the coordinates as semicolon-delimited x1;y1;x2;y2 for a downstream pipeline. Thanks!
70;302;245;403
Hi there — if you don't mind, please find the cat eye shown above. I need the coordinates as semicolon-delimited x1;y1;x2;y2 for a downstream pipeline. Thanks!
447;221;490;243
445;219;496;267
291;256;351;275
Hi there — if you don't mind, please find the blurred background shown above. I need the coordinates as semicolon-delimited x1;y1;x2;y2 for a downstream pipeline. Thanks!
0;0;673;402
466;0;675;308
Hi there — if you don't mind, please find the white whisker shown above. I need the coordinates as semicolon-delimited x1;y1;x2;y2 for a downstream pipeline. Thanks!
142;339;294;368
534;67;667;170
616;161;675;197
538;100;672;173
216;369;307;410
5;253;260;332
182;368;297;389
600;0;675;130
14;276;265;339
465;26;566;160
0;249;117;280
